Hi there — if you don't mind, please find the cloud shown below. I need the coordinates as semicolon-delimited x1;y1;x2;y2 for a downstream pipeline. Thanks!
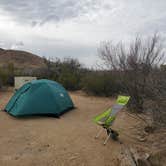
0;0;165;67
10;41;24;50
0;0;114;26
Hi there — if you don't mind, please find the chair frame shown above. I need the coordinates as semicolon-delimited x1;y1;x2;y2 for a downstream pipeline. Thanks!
93;95;130;145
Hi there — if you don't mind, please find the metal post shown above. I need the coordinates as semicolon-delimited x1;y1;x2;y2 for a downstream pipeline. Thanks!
103;133;111;145
95;128;103;139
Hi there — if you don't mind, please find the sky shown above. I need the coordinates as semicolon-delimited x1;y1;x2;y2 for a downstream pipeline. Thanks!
0;0;166;67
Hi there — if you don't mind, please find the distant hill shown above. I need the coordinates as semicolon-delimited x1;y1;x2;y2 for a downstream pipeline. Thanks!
0;48;46;70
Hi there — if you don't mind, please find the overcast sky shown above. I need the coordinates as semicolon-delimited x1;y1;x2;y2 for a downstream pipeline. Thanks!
0;0;166;67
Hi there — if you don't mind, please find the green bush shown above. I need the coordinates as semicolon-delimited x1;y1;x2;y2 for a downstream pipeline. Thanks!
82;71;123;96
42;57;82;90
0;68;13;86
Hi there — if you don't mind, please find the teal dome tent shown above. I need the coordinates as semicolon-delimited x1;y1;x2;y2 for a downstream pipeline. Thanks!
5;79;74;117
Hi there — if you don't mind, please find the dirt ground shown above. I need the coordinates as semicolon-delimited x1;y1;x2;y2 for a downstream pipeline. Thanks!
0;90;165;166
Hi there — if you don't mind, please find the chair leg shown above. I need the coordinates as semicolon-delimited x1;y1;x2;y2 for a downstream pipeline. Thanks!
103;133;111;145
95;128;103;139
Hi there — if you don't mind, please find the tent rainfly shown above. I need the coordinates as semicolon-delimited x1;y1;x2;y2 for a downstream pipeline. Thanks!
5;79;74;117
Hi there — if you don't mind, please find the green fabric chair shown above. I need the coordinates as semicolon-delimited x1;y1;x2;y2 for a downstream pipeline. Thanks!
5;79;74;117
94;95;130;145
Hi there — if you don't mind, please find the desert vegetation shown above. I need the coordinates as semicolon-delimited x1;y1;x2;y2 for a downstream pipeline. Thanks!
98;34;166;129
0;34;165;166
0;34;165;129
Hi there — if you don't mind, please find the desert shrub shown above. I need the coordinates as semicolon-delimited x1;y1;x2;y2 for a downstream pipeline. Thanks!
41;57;83;90
147;68;166;127
58;72;80;90
82;71;109;96
0;69;8;85
98;34;166;127
0;79;2;88
99;35;165;109
82;71;124;96
57;58;83;90
0;63;14;86
7;76;14;86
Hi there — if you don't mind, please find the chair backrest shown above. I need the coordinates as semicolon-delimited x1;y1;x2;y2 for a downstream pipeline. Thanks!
111;95;130;116
110;104;123;116
93;95;130;128
116;95;130;105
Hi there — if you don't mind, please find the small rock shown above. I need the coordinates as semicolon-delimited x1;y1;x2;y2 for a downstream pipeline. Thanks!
38;148;42;152
137;136;147;142
14;156;19;160
69;153;79;160
44;144;50;147
69;156;78;160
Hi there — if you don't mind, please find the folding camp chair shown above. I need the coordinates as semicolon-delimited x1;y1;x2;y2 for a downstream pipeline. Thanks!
93;95;130;145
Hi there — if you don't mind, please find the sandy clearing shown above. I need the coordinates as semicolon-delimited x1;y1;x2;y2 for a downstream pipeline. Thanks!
0;90;165;166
